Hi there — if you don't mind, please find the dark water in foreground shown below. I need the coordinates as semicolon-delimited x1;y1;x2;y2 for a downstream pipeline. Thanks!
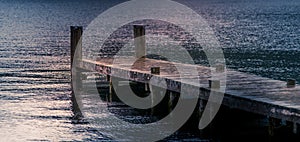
0;0;299;141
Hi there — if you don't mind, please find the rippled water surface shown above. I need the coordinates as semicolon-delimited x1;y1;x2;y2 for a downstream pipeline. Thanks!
0;0;299;141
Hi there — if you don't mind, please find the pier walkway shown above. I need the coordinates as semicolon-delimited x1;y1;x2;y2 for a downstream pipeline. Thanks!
77;57;300;124
70;26;300;134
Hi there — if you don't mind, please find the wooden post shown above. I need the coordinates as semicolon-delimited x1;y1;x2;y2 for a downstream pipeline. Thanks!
70;26;83;122
150;85;170;116
133;25;147;92
71;26;83;66
145;83;150;93
287;79;296;88
151;67;160;75
106;75;111;82
71;26;83;91
149;70;170;116
134;25;146;59
108;76;120;102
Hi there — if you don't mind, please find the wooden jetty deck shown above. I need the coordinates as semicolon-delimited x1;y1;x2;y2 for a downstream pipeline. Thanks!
77;57;300;124
70;26;300;134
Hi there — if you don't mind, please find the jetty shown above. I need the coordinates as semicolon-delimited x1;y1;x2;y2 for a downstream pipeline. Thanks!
70;26;300;136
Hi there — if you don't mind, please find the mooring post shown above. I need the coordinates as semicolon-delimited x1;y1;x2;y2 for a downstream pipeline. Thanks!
150;85;171;116
287;79;296;88
134;25;146;59
71;26;83;91
134;25;148;92
71;26;83;66
70;26;83;121
149;69;171;116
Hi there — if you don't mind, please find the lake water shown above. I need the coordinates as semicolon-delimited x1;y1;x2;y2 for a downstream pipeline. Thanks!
0;0;299;141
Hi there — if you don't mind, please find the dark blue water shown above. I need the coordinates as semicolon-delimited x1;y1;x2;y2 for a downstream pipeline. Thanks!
0;0;299;141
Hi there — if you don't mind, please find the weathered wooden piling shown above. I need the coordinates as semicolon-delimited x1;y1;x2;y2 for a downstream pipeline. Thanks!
70;26;83;121
150;85;171;116
71;26;83;90
71;26;83;65
150;68;171;116
106;75;111;82
134;25;146;59
106;25;147;100
287;79;296;88
108;77;121;102
134;25;148;92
